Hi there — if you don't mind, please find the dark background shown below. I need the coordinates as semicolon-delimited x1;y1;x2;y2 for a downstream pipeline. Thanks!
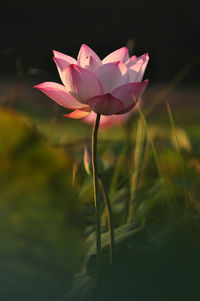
0;0;199;83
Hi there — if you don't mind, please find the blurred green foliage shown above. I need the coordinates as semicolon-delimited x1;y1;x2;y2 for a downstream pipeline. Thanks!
64;107;200;301
78;216;200;301
1;86;200;300
0;107;84;301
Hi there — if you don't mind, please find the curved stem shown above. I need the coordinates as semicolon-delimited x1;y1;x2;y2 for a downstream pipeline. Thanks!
98;175;115;264
92;113;101;300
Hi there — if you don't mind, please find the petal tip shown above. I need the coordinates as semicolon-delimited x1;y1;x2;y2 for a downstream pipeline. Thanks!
63;109;90;119
80;43;89;50
52;50;59;56
33;84;41;89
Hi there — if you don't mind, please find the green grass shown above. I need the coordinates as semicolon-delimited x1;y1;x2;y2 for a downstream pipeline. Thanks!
1;78;200;300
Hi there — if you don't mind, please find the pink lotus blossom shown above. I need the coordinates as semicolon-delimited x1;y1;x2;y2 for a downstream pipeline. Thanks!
34;44;149;118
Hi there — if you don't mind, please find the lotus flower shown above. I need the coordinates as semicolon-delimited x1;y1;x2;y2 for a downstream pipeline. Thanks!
35;44;149;118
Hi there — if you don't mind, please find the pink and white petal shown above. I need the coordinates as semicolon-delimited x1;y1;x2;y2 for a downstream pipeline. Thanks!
53;57;71;85
77;44;102;69
62;64;103;104
82;111;117;128
125;55;137;68
53;57;71;72
83;111;131;129
127;59;145;82
112;80;148;114
137;53;149;61
34;82;86;110
88;93;123;115
136;53;149;82
63;109;90;119
53;50;77;64
102;47;129;64
78;55;101;72
95;62;129;94
99;112;131;128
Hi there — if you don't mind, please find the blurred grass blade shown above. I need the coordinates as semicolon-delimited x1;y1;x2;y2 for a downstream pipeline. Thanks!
72;162;78;186
110;145;127;193
166;101;186;185
135;102;169;199
128;117;146;222
144;57;199;116
170;127;191;153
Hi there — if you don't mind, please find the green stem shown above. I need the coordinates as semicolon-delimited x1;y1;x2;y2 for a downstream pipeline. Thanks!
98;175;115;264
92;113;101;300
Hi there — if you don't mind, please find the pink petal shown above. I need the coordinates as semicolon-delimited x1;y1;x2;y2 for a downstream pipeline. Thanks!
127;59;145;82
34;82;87;110
127;53;149;82
78;55;101;72
62;64;103;104
53;51;78;85
95;62;129;94
63;109;90;119
125;55;137;68
88;93;123;115
137;53;149;61
77;44;102;70
53;57;70;71
53;50;77;64
136;53;149;82
83;111;131;129
53;57;71;85
102;47;129;64
112;80;149;114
